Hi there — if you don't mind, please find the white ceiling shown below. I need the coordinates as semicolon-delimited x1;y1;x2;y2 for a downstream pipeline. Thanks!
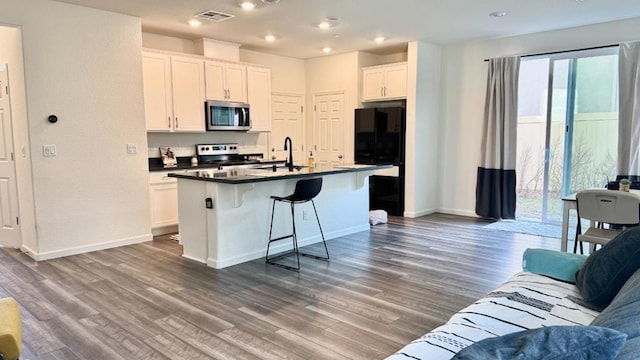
54;0;640;59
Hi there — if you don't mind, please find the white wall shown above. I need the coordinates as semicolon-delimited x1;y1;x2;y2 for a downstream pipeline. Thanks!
439;17;640;217
0;0;151;259
405;41;442;217
240;49;305;95
305;52;360;163
142;32;196;54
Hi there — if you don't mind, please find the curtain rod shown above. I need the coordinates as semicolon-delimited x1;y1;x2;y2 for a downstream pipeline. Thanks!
483;43;619;62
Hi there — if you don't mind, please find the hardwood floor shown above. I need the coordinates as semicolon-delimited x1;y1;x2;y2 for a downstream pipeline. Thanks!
0;214;560;360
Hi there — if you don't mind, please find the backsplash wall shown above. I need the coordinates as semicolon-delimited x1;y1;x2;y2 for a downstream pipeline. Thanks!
147;132;270;158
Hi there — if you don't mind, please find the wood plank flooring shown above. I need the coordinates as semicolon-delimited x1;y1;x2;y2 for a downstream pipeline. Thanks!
0;214;561;360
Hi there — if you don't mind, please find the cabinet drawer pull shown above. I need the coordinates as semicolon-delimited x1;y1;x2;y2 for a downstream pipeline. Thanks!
168;116;171;128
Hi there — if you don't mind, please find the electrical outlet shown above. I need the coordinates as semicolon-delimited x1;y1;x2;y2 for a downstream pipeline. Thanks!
127;143;137;154
43;144;56;157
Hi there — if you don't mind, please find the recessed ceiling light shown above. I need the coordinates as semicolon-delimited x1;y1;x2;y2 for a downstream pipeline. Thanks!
374;36;386;44
318;21;331;30
265;34;276;42
322;47;332;53
318;16;340;29
188;19;202;27
489;11;507;17
240;1;256;10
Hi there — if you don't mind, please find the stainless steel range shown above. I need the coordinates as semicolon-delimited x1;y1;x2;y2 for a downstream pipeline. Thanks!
196;143;275;169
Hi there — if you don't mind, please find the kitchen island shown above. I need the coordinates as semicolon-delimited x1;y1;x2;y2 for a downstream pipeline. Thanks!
168;164;389;269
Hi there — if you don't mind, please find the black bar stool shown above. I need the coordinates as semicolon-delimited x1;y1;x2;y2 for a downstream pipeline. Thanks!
266;178;330;271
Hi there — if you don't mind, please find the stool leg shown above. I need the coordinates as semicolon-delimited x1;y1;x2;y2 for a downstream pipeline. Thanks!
291;202;300;270
266;199;277;263
266;199;300;271
300;199;330;261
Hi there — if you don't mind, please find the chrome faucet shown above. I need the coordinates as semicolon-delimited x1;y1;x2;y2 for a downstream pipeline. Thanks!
284;136;293;172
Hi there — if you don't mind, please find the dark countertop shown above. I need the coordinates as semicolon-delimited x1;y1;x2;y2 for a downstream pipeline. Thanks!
167;164;391;184
148;156;285;172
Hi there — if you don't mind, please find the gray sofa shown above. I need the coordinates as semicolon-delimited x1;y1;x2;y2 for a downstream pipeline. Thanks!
386;228;640;360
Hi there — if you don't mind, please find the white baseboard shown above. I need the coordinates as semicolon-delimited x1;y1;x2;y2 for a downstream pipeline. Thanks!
206;224;370;269
20;244;38;260
437;208;479;218
152;224;179;236
403;208;437;218
31;234;153;261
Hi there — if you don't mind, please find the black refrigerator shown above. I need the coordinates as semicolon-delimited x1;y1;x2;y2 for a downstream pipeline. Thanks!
354;107;405;216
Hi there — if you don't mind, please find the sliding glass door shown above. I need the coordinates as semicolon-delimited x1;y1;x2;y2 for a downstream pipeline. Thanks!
516;48;619;223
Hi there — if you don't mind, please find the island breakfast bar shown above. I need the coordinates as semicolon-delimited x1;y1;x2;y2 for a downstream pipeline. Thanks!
168;164;390;269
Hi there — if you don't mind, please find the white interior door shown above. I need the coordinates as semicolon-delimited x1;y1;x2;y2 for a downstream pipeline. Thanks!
0;64;20;247
270;94;304;164
314;92;345;168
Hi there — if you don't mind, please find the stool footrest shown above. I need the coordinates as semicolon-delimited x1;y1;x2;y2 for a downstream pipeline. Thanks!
300;252;329;261
266;250;301;271
268;234;294;243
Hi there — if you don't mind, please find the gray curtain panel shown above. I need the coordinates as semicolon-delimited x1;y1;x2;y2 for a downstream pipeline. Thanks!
476;56;520;219
618;41;640;176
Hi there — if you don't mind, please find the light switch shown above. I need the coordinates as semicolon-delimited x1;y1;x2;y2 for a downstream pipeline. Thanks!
127;143;137;154
43;144;56;157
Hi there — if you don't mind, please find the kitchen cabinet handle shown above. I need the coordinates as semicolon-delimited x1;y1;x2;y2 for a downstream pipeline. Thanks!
384;86;387;96
168;116;171;129
272;148;275;152
381;87;383;96
338;155;343;159
175;117;179;128
272;156;276;160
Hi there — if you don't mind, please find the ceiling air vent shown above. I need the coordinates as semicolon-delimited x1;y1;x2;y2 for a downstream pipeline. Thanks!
195;10;235;22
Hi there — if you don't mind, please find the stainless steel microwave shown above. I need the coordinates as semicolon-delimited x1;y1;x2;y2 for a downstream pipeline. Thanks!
205;101;250;131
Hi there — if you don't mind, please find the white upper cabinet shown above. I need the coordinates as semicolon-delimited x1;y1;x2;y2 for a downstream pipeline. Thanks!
205;60;247;102
142;51;205;132
362;62;408;102
142;52;173;131
246;66;272;132
170;56;206;132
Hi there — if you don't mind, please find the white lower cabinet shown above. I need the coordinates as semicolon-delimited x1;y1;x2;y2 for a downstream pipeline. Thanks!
149;172;179;235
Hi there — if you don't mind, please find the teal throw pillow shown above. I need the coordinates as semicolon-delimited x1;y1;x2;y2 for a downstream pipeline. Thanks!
451;326;627;360
576;226;640;310
522;248;587;283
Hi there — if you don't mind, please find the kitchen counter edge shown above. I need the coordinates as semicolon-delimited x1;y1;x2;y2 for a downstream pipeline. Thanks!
167;164;392;184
